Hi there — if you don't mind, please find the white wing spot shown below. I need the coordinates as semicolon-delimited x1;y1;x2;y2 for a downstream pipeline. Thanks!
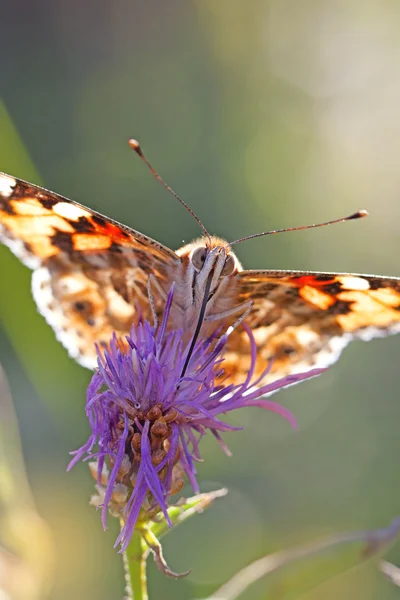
53;202;92;220
338;276;370;291
0;174;16;197
58;274;88;295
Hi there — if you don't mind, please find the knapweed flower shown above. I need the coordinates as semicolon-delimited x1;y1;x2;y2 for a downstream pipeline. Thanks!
69;287;324;551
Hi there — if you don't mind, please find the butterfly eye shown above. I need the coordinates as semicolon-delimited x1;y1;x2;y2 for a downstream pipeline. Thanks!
191;246;208;271
222;255;236;277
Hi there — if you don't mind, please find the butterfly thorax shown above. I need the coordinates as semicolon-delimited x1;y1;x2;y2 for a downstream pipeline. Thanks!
168;236;242;340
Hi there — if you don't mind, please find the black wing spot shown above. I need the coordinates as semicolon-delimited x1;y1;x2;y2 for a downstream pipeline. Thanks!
74;300;91;312
39;196;58;210
328;300;352;315
367;278;391;290
321;282;343;295
313;275;335;282
74;217;95;233
110;242;123;253
284;287;299;296
91;214;106;226
51;231;74;252
281;345;296;355
0;198;16;214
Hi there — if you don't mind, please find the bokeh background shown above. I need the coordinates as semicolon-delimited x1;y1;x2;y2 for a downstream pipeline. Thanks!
1;1;400;599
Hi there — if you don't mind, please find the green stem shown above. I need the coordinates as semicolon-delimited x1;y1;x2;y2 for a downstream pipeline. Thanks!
123;529;148;600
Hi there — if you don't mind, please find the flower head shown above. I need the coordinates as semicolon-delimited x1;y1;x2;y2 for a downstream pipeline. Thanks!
69;287;323;551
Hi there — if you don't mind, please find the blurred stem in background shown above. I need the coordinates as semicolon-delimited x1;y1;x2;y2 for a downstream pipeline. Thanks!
206;517;400;600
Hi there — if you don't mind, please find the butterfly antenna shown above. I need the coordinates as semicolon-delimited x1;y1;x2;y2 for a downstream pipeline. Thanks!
129;139;211;242
229;210;368;246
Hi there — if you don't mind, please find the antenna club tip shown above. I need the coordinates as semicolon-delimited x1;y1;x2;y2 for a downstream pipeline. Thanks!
349;209;369;219
128;138;143;155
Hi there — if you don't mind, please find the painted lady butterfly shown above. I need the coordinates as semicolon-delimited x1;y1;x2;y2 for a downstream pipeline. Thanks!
1;167;399;387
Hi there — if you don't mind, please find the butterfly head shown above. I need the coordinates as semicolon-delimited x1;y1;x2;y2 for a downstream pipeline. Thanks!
177;236;241;299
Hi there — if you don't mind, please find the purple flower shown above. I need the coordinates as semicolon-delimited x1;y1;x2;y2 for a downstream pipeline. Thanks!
69;287;324;551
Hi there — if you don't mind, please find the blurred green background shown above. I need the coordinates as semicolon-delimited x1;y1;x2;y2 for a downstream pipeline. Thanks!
1;1;400;598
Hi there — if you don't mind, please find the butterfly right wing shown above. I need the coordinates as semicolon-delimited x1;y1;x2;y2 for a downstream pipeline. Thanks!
222;269;400;386
0;173;181;368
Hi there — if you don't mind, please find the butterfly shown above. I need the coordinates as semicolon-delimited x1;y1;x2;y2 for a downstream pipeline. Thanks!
1;165;400;388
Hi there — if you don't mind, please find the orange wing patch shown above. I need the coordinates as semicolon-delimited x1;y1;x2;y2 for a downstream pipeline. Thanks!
298;286;335;310
72;233;112;251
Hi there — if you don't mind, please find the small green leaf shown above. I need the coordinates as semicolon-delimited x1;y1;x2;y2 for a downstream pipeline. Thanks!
150;488;228;539
140;526;190;579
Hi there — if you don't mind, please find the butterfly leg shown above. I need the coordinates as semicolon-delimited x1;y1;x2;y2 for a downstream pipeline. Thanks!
205;300;254;334
147;274;168;327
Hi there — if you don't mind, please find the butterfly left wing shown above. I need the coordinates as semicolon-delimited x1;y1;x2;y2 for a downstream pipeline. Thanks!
0;172;180;368
222;270;400;386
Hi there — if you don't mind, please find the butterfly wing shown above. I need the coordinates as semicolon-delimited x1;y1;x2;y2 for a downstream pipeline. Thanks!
0;172;180;368
222;270;400;385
